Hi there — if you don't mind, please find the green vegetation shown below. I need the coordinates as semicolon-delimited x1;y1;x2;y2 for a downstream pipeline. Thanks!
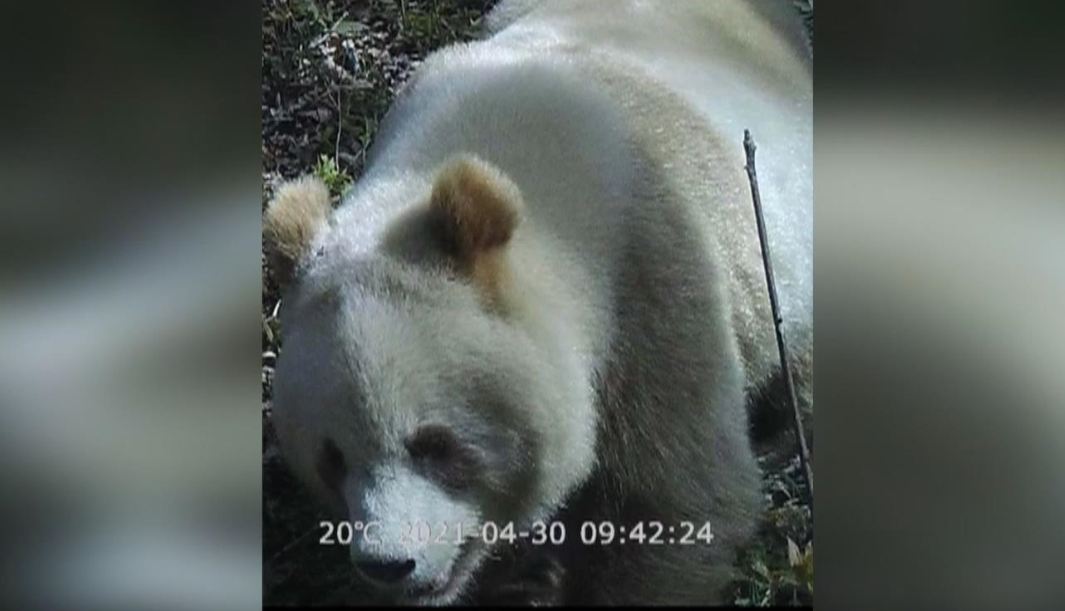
313;153;352;197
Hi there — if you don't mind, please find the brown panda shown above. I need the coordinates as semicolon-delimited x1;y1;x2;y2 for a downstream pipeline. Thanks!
264;0;811;604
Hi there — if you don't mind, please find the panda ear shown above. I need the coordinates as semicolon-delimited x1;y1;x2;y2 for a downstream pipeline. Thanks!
264;175;332;286
428;155;524;301
429;155;524;260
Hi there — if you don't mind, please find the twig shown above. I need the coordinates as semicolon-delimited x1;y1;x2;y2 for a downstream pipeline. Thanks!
742;129;814;498
335;90;343;166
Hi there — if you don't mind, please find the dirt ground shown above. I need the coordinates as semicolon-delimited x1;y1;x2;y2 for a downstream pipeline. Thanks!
262;0;813;605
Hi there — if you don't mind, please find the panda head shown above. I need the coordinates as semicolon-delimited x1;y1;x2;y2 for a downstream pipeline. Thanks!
264;156;595;603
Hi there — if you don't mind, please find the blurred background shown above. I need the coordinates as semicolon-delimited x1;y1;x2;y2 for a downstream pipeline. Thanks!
0;2;261;610
0;0;1061;609
817;0;1065;607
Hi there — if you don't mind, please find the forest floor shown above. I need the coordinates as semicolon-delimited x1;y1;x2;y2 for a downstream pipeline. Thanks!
262;0;813;605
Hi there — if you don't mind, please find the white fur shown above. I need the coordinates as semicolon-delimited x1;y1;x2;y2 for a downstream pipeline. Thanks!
316;0;812;398
346;464;480;585
481;0;812;387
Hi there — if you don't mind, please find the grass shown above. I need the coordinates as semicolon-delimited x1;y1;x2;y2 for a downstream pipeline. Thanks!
732;454;814;606
261;0;813;605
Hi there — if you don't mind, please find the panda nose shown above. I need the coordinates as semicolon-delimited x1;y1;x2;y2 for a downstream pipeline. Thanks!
355;558;417;584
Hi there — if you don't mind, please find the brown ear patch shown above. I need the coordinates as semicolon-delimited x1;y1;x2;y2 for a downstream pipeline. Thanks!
430;156;523;260
428;156;524;308
264;175;332;285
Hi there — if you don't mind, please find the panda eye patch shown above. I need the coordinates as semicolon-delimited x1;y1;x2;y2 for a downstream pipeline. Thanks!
406;425;479;490
406;425;459;462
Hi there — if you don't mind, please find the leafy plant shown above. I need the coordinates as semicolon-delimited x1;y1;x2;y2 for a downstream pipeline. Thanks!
313;153;352;197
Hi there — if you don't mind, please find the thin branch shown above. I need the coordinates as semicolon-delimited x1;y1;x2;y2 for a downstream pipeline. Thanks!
742;129;814;498
335;90;343;166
